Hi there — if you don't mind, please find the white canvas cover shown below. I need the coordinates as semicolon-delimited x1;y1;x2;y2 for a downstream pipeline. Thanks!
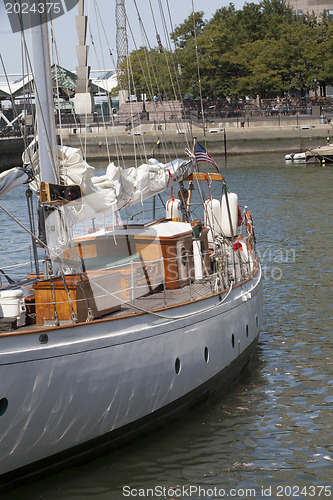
25;145;194;223
0;167;29;197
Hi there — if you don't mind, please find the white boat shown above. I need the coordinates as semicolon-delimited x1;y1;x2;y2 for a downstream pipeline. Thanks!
0;1;263;490
285;142;333;163
285;152;306;161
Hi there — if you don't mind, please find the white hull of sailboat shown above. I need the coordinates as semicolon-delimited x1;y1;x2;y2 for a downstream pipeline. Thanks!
0;267;262;485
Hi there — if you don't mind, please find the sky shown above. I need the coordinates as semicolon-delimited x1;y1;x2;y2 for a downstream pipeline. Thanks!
0;0;249;76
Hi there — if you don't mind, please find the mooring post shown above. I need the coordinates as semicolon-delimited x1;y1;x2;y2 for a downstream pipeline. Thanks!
224;128;227;160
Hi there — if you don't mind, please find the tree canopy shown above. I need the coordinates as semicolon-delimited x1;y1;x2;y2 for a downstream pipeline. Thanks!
120;0;333;101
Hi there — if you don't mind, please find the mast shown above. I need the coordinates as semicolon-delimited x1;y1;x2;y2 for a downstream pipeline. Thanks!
30;9;58;184
116;0;129;105
30;4;67;267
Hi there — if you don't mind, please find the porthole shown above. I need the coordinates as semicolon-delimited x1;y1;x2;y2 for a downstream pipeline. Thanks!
231;334;235;348
39;334;48;345
0;398;8;416
204;347;209;363
246;325;249;337
175;357;181;374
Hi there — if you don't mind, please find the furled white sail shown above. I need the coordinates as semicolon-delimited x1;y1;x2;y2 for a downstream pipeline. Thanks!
0;167;29;197
25;145;194;223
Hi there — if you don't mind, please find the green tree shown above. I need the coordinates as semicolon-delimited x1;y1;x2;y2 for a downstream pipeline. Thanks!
121;0;333;102
171;11;206;49
118;47;175;101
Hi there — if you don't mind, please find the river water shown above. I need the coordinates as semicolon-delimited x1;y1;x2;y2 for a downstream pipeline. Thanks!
1;153;332;500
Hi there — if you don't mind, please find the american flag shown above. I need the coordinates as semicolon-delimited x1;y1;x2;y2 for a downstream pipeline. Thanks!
194;141;220;172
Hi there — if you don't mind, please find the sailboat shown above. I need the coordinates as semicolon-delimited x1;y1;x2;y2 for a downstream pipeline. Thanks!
0;1;263;490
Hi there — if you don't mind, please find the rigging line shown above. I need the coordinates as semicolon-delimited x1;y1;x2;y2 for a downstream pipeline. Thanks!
140;9;191;151
49;8;84;154
158;0;193;143
0;202;80;275
164;0;189;113
2;5;37;172
156;0;189;133
191;0;206;141
66;107;85;158
92;1;123;167
86;273;234;320
123;12;153;166
89;5;113;163
125;51;139;169
90;2;112;163
135;24;163;142
109;6;141;166
124;8;156;157
16;29;59;182
148;0;160;36
92;2;129;168
25;188;40;277
130;1;176;147
50;20;85;162
45;19;80;147
129;2;184;161
116;17;147;168
0;202;49;252
165;0;177;53
0;60;35;181
128;59;148;164
0;244;32;254
24;24;59;179
148;0;166;54
127;21;172;162
157;2;183;92
152;3;192;149
96;12;132;167
192;165;223;244
20;31;30;151
0;54;29;151
20;28;39;171
50;19;65;170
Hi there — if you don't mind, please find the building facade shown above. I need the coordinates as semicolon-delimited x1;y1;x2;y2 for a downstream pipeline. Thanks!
288;0;333;18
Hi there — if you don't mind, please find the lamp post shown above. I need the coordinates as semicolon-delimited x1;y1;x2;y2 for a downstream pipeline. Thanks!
314;76;318;104
192;81;195;99
142;84;146;112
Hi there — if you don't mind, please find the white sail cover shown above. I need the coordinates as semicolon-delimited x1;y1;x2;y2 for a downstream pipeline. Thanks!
26;145;195;223
0;167;29;197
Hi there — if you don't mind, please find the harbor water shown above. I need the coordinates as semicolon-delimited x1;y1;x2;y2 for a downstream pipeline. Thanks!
1;153;332;499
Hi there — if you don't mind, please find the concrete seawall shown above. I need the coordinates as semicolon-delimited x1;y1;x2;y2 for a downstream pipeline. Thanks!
1;123;331;171
61;124;332;163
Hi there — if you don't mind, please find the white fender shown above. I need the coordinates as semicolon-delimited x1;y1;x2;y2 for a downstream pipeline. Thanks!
166;198;183;221
204;198;221;243
221;192;238;237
